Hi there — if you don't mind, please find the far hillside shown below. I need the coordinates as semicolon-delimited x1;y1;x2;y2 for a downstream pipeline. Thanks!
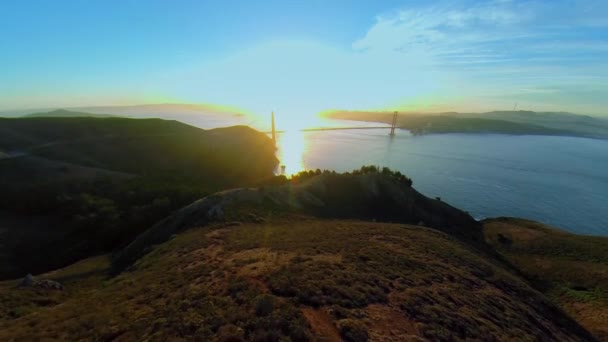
0;115;275;179
484;218;608;339
0;104;249;128
453;110;608;138
0;116;277;279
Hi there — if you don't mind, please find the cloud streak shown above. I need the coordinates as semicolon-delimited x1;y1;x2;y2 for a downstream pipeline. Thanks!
351;0;608;113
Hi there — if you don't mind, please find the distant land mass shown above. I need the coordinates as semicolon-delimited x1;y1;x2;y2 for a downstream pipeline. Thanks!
0;103;245;123
4;105;608;139
72;103;246;117
0;104;249;129
23;109;116;118
323;110;608;139
0;116;277;279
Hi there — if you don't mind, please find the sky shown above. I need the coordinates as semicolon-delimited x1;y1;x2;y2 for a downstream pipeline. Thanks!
1;0;608;116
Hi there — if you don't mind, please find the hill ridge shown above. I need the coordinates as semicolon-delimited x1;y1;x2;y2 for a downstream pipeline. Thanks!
113;171;486;272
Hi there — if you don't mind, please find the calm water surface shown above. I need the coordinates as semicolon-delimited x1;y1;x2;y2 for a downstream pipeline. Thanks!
274;125;608;236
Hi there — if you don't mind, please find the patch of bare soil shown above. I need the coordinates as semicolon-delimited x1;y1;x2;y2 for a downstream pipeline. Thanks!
301;307;341;342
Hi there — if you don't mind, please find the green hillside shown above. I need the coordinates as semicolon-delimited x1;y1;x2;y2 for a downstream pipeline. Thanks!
484;218;608;340
0;117;277;279
472;111;608;138
0;116;276;191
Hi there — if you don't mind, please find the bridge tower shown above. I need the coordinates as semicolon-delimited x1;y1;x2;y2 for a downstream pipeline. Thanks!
271;111;276;145
390;111;398;136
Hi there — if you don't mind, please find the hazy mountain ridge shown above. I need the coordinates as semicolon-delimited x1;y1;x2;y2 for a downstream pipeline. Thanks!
0;104;249;129
0;103;243;116
324;110;608;139
23;109;116;118
452;110;608;138
73;103;246;116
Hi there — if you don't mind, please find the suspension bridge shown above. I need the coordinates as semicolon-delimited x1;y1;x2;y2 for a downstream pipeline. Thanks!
268;111;399;144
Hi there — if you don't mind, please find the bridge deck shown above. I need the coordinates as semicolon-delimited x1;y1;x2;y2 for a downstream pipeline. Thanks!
264;126;393;134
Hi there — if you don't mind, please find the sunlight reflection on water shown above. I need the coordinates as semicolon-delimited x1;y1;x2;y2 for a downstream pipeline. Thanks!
271;119;391;176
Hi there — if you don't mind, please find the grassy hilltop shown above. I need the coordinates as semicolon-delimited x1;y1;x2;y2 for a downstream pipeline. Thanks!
0;205;600;340
0;219;590;340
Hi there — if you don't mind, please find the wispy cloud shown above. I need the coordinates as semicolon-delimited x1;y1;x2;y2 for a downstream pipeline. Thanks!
154;0;608;116
353;1;533;53
347;0;608;113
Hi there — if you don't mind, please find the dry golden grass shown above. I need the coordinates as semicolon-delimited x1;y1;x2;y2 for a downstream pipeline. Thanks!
0;217;596;341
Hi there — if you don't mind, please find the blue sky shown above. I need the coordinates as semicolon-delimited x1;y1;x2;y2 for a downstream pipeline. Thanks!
1;0;607;116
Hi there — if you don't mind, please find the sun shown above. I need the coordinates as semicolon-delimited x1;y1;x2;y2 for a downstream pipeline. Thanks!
275;130;306;175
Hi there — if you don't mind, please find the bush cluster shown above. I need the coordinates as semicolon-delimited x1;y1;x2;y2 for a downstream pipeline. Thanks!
271;165;413;187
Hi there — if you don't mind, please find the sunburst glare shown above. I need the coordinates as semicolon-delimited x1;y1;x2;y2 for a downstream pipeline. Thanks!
276;130;306;175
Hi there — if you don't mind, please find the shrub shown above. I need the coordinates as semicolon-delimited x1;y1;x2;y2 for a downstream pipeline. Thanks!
497;233;512;246
254;295;275;317
217;324;245;342
338;319;369;342
290;165;413;187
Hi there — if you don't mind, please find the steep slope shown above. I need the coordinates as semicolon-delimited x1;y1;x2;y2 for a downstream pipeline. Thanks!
0;155;133;185
0;217;596;341
484;218;608;340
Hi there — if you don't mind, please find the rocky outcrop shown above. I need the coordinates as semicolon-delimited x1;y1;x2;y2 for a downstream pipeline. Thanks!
18;274;63;290
18;274;34;287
